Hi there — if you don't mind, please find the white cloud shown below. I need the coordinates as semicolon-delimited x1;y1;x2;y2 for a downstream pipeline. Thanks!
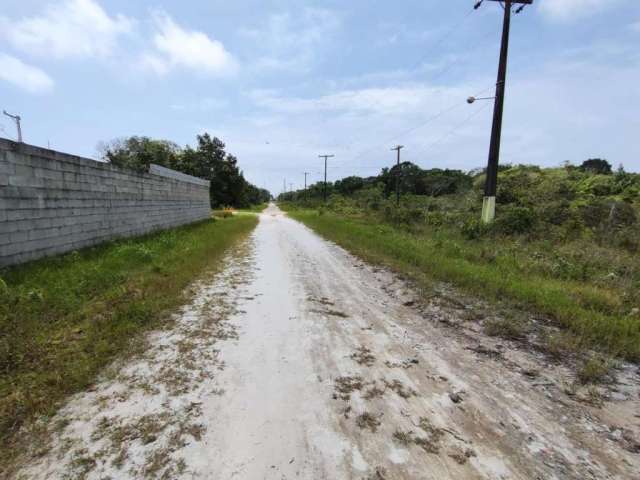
240;8;341;72
539;0;621;21
142;12;237;76
0;0;132;59
0;53;54;93
249;84;469;116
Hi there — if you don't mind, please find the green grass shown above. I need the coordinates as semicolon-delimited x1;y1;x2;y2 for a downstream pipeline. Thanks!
0;215;257;459
286;209;640;362
237;203;268;213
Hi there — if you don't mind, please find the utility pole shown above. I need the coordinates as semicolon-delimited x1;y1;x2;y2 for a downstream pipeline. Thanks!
304;172;309;191
319;154;335;203
391;145;404;206
3;110;23;143
476;0;532;223
283;179;286;197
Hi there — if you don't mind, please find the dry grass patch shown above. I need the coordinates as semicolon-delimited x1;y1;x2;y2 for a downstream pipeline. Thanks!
355;412;381;433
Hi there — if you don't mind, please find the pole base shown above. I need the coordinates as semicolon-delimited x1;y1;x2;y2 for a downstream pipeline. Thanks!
481;196;496;224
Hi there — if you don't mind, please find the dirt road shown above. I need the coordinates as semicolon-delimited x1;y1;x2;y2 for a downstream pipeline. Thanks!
16;204;640;479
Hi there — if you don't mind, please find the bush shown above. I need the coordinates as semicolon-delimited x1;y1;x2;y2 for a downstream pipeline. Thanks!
495;206;537;235
579;199;636;230
383;204;425;225
579;159;612;175
461;218;490;240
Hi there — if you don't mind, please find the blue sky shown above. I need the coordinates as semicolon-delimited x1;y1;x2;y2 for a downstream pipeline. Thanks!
1;0;639;194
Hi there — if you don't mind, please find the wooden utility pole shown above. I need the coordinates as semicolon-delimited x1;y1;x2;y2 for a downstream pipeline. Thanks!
391;145;404;206
478;0;533;223
319;154;335;203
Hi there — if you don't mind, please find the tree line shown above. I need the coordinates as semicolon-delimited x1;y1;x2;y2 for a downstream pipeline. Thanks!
278;158;628;203
99;134;271;208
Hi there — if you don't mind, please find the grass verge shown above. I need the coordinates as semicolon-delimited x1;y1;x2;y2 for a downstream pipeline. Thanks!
286;209;640;362
237;203;268;213
0;215;257;463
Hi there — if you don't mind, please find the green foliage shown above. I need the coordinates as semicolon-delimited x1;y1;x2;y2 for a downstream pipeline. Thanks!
580;158;612;175
99;133;270;209
281;160;640;363
577;355;614;384
0;216;258;455
461;218;489;240
98;136;181;172
494;206;537;235
286;209;640;363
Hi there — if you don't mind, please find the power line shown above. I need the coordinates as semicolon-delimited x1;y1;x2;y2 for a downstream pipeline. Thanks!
343;83;496;171
415;101;492;158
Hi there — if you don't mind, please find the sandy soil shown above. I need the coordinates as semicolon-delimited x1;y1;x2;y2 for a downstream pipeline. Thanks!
14;203;640;479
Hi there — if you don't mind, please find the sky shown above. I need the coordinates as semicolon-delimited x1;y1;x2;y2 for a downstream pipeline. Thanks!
1;0;639;195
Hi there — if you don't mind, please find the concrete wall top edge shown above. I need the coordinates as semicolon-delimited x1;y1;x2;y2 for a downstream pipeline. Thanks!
0;138;210;189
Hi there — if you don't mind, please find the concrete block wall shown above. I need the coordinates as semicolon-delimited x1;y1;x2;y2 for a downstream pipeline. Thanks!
0;138;211;267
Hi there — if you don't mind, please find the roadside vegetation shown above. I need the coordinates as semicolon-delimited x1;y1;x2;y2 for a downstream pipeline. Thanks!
0;215;258;464
98;134;271;208
280;159;640;362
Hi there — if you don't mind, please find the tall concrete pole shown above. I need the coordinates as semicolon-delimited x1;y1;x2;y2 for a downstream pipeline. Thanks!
319;155;335;203
391;145;404;207
480;0;532;223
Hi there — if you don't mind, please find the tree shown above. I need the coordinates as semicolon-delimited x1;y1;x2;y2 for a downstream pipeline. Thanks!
580;158;612;175
99;133;269;208
334;176;365;196
98;136;181;172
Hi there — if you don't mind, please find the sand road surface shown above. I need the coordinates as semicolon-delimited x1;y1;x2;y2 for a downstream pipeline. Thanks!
16;204;640;479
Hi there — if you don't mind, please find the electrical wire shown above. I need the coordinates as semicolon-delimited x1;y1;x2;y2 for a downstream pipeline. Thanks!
341;83;496;170
415;101;492;158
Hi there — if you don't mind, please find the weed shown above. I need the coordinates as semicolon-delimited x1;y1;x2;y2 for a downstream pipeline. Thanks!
287;209;640;362
0;216;257;472
333;376;364;400
577;355;614;385
362;382;387;400
484;317;527;341
392;429;413;446
355;412;381;432
383;379;416;399
350;346;376;366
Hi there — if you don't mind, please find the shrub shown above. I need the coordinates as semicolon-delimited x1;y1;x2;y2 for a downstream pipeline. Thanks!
579;159;612;175
461;218;490;240
577;355;614;384
579;200;636;230
541;201;572;226
383;204;424;225
495;206;537;235
484;317;527;340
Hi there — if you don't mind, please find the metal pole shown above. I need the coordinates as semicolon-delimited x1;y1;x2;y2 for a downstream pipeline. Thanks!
391;145;404;207
482;0;512;224
3;110;23;143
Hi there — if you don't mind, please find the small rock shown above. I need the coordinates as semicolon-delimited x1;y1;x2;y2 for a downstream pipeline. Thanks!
449;392;463;404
